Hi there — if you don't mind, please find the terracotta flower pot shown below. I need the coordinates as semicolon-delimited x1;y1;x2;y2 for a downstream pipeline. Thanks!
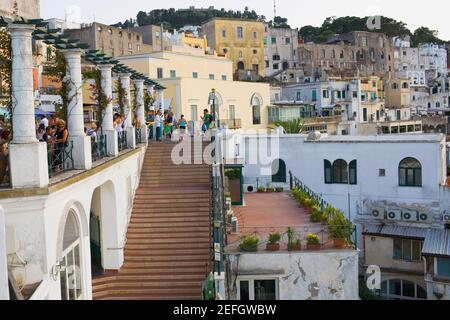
291;243;302;251
307;243;321;251
266;243;280;252
333;238;346;249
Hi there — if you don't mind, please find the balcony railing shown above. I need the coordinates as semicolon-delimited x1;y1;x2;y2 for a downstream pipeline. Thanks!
48;141;75;177
91;135;108;162
219;119;242;129
118;131;128;152
135;128;144;144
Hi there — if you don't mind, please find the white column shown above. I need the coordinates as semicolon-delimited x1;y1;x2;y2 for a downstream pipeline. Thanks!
0;207;8;300
147;85;156;139
8;24;49;188
99;65;118;156
61;49;92;170
134;80;147;144
119;74;136;148
158;89;165;112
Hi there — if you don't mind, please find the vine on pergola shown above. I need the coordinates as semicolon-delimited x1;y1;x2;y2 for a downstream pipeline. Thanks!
84;69;111;131
0;27;12;120
144;89;154;115
116;79;127;117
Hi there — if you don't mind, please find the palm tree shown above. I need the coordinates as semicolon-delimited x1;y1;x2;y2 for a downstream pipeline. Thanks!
273;118;304;134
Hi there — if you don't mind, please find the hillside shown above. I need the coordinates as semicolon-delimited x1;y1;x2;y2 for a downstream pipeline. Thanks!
115;8;449;46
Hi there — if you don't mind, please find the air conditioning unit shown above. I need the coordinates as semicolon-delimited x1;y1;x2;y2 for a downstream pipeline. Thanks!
244;184;257;193
387;209;402;221
402;210;416;222
371;207;385;219
231;217;239;233
443;213;450;223
418;212;433;223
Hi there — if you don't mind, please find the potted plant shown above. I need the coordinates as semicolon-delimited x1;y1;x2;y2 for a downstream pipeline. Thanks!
287;227;301;251
328;210;352;249
266;183;275;193
292;239;302;251
306;233;321;251
257;186;266;193
275;187;284;193
239;234;260;252
266;232;281;251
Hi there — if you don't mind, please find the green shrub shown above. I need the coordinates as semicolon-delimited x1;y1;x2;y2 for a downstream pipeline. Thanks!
239;235;260;252
268;232;281;244
307;233;320;245
328;210;353;241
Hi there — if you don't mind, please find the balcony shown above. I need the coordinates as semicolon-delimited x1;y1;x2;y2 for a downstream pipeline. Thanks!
219;119;242;130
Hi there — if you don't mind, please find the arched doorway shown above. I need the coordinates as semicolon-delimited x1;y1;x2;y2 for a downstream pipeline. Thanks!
237;61;245;70
89;181;120;273
60;210;83;300
272;159;287;183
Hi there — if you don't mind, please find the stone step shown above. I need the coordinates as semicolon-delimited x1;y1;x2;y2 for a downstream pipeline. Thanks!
124;248;211;257
130;217;210;224
125;242;211;250
126;232;211;240
123;255;210;264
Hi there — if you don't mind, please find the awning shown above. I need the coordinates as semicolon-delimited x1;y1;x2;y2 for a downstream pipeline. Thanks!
422;228;450;257
363;224;428;240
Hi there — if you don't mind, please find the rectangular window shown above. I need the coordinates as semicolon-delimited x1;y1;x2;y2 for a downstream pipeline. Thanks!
253;31;257;40
363;108;368;122
209;74;215;80
237;26;244;39
436;258;450;278
296;92;301;101
271;37;276;44
353;91;358;98
312;90;317;102
285;37;291;45
349;160;357;185
323;90;329;98
393;239;423;262
157;68;163;79
229;105;236;120
192;72;198;78
222;75;227;81
170;70;176;78
252;106;261;125
324;160;332;184
222;30;226;38
238;279;278;300
190;105;198;121
397;110;401;120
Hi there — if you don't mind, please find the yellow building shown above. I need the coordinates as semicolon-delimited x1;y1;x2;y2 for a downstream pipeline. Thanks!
118;47;270;131
359;76;385;123
181;34;208;51
118;48;233;81
201;18;265;77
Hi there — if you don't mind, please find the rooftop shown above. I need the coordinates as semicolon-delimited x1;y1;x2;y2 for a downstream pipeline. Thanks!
226;193;337;253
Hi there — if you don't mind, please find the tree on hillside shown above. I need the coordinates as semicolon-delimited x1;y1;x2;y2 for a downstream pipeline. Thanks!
412;27;444;46
268;16;291;29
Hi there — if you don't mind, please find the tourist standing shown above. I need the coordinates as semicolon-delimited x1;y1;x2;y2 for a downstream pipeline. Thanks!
201;109;212;133
155;110;163;142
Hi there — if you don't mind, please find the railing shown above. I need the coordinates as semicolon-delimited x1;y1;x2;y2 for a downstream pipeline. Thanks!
135;128;143;144
289;170;330;210
117;131;128;152
48;141;75;177
219;119;242;130
91;135;108;162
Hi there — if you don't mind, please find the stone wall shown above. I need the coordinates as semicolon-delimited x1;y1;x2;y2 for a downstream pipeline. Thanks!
0;0;40;19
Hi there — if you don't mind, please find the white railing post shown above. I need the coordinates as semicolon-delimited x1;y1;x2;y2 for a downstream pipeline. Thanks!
119;73;136;149
99;64;119;156
8;23;49;188
61;49;92;170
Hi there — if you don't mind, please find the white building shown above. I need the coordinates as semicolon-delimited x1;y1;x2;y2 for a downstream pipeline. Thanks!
233;132;450;300
264;24;299;78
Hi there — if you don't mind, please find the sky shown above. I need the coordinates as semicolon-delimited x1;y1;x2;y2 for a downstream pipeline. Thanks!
40;0;450;40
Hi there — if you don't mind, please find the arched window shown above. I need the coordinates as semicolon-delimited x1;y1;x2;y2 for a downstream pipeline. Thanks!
251;94;262;125
349;160;357;185
332;160;348;184
399;157;422;187
324;160;332;184
272;159;286;183
60;211;83;300
402;82;409;89
237;61;245;70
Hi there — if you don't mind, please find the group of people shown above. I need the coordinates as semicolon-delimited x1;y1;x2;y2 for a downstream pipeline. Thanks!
36;114;69;173
153;109;213;142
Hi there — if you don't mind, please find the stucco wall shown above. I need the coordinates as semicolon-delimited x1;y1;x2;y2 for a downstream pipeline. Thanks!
227;251;359;300
0;147;146;300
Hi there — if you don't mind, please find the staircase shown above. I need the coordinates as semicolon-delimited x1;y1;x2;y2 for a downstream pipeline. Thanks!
93;141;212;300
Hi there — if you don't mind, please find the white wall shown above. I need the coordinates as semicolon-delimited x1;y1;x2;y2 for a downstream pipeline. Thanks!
0;207;8;300
227;251;359;300
238;133;447;247
0;147;146;300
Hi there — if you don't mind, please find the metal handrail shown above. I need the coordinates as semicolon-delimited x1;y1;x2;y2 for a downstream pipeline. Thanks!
48;141;75;177
118;131;128;152
91;134;108;162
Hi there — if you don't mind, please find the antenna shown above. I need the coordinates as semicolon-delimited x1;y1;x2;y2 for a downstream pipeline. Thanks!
273;0;277;21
